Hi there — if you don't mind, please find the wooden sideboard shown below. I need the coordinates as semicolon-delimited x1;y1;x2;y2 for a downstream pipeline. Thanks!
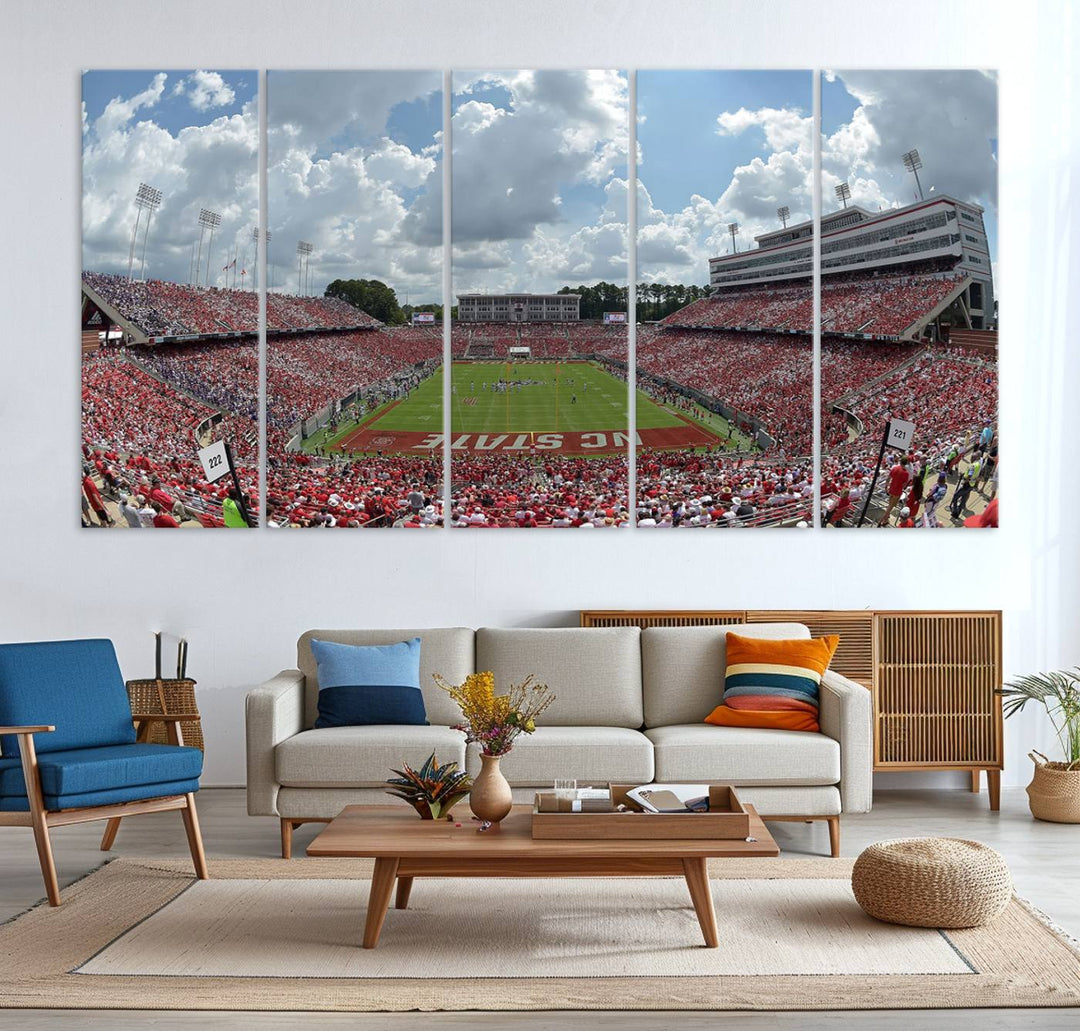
579;609;1004;809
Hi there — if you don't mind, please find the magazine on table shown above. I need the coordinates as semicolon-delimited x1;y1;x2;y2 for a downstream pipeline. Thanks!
626;784;710;813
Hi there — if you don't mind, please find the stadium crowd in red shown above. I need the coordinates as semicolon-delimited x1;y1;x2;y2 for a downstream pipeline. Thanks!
83;272;379;338
448;453;628;528
662;273;962;338
636;328;813;455
637;449;813;527
81;348;257;527
268;328;441;428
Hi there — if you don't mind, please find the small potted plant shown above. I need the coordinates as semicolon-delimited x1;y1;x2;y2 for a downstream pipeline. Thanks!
385;752;472;820
1000;668;1080;823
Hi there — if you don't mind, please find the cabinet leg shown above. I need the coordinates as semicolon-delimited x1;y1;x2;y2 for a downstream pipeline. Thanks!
986;769;1001;811
970;769;981;793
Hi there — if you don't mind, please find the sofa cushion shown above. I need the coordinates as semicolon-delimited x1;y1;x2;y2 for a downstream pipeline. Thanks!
466;726;654;787
0;777;202;813
641;623;811;728
0;640;136;757
475;627;643;728
297;629;473;730
276;725;467;788
0;743;202;799
310;638;428;729
645;724;840;785
706;633;839;734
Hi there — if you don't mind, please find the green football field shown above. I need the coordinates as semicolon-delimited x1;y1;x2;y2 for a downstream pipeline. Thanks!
306;360;755;454
375;361;683;433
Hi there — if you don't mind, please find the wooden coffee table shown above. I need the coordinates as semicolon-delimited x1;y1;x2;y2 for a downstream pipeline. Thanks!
307;803;779;949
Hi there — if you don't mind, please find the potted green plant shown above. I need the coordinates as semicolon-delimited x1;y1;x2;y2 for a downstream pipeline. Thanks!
1000;668;1080;823
385;752;472;820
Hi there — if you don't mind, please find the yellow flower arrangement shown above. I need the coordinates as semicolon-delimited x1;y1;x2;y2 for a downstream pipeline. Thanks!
434;670;554;756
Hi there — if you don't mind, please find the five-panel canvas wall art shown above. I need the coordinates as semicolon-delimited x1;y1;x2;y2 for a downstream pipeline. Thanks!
81;69;998;529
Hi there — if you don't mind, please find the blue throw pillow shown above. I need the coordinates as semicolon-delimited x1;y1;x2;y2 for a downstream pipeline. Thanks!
310;638;428;728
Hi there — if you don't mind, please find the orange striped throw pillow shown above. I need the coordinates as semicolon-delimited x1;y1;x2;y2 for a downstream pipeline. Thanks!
704;633;839;733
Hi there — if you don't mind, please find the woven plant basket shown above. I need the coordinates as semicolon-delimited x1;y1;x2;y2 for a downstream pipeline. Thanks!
125;678;203;751
851;837;1013;928
1027;750;1080;823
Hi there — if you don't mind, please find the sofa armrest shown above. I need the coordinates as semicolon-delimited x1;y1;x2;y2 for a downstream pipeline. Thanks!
245;669;304;816
819;668;873;813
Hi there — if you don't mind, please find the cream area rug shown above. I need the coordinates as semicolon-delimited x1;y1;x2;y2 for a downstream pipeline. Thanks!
76;876;973;979
2;857;1078;1011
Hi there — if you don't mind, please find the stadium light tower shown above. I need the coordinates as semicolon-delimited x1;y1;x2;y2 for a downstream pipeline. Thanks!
834;182;851;209
197;208;222;288
296;240;313;296
902;148;925;201
727;222;740;255
777;205;790;229
127;182;162;281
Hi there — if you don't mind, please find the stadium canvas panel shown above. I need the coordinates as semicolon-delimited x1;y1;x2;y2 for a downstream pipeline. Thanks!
636;70;815;528
818;70;998;529
450;70;631;529
81;70;260;528
266;71;444;529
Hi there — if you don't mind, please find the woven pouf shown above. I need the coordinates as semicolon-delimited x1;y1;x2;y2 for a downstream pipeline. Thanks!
852;837;1013;928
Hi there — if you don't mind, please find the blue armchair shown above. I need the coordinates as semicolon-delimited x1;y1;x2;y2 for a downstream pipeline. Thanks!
0;639;208;906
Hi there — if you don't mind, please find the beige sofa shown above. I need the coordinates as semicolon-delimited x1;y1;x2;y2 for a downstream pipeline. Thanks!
246;624;872;857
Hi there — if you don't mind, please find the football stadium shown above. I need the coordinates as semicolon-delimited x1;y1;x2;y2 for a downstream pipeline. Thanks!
80;185;997;530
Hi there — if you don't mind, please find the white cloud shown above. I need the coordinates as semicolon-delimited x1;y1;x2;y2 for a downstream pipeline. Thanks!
93;72;167;138
640;102;813;285
267;71;444;301
181;70;237;111
823;70;997;216
83;73;259;288
450;69;628;293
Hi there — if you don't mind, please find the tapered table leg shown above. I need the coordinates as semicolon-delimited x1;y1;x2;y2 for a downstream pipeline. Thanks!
682;856;718;948
363;857;400;948
395;875;414;910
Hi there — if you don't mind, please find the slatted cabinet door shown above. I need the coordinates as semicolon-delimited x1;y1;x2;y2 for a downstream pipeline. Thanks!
874;611;1002;770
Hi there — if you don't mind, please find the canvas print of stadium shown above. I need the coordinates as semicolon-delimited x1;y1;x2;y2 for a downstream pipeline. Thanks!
819;70;998;529
636;70;815;528
81;70;260;528
449;70;631;528
265;71;444;528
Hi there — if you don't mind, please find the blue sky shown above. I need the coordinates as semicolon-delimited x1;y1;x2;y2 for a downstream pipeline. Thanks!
82;70;254;133
638;70;812;215
636;70;813;284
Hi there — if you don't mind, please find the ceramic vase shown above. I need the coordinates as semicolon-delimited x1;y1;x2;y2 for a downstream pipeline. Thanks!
469;752;513;824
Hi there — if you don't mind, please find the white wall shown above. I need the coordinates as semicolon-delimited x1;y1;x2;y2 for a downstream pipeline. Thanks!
1;1;1076;788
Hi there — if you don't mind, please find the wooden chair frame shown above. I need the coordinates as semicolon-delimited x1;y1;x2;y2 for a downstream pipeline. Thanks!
0;716;209;906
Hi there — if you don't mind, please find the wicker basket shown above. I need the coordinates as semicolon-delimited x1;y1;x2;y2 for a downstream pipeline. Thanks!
852;837;1012;928
125;678;203;751
1027;751;1080;823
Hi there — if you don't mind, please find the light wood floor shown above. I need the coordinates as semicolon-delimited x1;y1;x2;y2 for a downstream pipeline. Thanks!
1;787;1077;1030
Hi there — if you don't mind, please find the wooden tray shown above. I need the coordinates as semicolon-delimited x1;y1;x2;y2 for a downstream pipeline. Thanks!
531;784;751;840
